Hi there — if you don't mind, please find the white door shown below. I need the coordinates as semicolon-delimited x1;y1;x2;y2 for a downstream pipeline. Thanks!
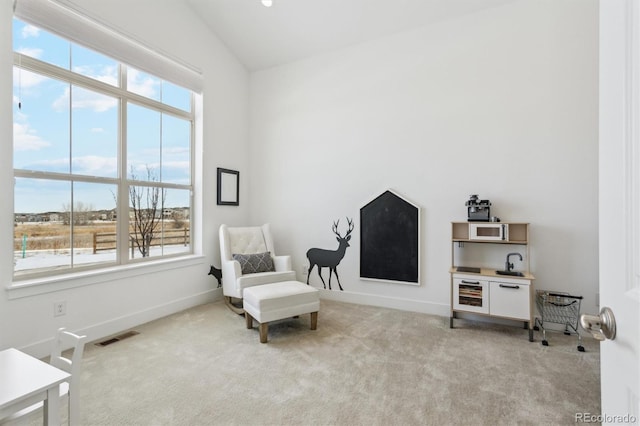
598;0;640;420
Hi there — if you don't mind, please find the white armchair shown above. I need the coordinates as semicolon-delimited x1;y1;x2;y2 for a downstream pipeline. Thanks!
219;224;296;313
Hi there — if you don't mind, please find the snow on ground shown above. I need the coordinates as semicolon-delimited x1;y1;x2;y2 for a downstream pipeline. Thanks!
14;245;190;272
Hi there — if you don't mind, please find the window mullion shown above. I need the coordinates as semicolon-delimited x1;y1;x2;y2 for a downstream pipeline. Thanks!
69;82;74;267
14;53;124;100
118;68;129;265
14;53;193;121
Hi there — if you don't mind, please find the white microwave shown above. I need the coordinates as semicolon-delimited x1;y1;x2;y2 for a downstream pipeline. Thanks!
468;223;508;241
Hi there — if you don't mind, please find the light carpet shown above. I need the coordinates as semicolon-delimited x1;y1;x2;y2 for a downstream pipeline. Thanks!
5;299;600;425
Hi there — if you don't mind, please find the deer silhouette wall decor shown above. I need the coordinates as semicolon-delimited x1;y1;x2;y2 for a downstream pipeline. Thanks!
306;218;354;291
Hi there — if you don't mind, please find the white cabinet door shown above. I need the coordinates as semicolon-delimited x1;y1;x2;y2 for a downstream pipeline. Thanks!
489;281;530;320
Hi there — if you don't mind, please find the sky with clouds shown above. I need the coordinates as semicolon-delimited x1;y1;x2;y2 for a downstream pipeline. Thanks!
12;19;192;214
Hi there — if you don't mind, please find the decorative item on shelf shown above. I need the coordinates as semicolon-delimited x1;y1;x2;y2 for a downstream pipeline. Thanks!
465;194;491;222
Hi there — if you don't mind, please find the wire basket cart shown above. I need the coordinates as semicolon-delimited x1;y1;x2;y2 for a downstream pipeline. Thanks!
534;290;585;352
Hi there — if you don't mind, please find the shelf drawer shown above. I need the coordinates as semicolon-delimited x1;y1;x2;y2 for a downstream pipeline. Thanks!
489;281;530;320
453;277;489;314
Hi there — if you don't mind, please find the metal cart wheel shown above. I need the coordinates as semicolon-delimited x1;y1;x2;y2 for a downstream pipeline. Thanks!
578;345;585;352
542;340;549;346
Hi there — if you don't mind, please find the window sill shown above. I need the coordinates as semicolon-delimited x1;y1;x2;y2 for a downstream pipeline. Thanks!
6;254;206;300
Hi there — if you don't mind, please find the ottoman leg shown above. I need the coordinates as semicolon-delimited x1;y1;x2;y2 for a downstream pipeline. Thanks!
310;312;318;330
245;312;253;329
259;322;269;343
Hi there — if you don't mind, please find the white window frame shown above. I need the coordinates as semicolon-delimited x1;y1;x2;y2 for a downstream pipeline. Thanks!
9;1;204;295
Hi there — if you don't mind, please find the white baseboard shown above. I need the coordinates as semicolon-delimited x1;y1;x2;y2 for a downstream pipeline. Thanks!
23;288;222;358
317;288;450;317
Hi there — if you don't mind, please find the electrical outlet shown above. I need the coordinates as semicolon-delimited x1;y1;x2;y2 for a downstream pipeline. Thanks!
301;265;308;276
54;301;66;317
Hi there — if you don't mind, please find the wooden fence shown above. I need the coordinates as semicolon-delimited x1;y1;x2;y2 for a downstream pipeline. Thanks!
93;228;190;254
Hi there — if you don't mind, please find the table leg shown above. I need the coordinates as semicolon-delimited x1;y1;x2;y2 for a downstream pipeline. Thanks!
43;385;61;426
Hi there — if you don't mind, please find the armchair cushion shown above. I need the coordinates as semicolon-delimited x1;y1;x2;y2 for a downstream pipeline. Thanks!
232;252;275;275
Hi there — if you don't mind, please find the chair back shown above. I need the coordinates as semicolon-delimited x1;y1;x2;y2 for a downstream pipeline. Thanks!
50;328;87;402
0;328;88;425
220;224;276;261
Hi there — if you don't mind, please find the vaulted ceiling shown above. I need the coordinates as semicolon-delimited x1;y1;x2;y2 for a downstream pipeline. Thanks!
185;0;516;71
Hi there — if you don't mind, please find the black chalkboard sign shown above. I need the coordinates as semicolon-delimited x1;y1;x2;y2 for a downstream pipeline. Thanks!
360;190;419;284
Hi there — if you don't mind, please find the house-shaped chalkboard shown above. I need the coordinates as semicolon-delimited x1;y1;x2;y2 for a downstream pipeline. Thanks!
360;189;420;285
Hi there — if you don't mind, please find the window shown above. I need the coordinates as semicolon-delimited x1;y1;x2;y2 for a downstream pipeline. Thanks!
12;16;197;278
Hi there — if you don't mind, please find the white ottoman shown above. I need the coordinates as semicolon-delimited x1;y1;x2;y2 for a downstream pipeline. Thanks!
243;281;320;343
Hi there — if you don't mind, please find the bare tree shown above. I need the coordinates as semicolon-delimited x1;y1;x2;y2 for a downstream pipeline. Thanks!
129;166;166;258
170;210;185;229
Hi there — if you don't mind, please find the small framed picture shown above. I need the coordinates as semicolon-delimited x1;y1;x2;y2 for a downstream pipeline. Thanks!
217;168;239;206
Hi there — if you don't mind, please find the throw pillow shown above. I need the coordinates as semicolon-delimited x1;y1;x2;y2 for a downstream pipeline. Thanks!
232;252;275;274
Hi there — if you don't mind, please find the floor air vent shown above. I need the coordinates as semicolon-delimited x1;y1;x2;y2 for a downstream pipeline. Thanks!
96;330;140;347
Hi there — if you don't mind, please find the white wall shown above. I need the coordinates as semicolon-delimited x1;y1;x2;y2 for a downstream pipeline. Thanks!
0;0;249;356
0;0;599;355
248;0;599;315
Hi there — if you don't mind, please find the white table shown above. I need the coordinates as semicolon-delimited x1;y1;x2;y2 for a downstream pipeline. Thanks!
0;348;70;426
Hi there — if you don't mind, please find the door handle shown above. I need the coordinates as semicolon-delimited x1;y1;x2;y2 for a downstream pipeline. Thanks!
580;307;616;341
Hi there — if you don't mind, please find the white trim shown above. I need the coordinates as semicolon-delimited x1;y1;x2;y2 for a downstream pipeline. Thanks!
359;276;420;286
13;0;203;92
623;0;640;294
631;0;640;295
317;287;448;316
7;254;206;299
